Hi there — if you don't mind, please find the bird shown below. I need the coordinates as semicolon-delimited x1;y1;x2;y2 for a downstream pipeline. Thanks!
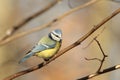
19;29;62;64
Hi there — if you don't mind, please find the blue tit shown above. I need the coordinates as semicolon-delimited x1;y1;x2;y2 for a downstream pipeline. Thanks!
19;29;62;64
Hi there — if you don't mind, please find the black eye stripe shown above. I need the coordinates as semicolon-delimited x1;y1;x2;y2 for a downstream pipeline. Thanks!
51;32;60;37
56;35;59;37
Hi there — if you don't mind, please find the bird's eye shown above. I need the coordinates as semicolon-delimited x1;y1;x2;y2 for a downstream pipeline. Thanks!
56;35;59;37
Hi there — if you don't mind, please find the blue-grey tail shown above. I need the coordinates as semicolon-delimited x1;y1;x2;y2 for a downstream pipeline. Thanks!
19;52;35;64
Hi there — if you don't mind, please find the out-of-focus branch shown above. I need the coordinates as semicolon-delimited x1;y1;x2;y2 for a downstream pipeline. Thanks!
0;0;58;42
77;64;120;80
111;0;120;3
3;6;120;80
83;25;106;49
68;0;73;8
0;0;98;46
68;0;90;8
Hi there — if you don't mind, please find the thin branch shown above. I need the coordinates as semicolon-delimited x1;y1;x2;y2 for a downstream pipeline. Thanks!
84;37;108;79
0;0;58;42
77;64;120;80
83;25;106;49
82;37;95;49
94;38;108;72
0;0;98;46
85;57;102;62
3;6;120;80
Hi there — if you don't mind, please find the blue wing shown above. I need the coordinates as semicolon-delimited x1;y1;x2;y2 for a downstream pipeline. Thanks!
32;43;56;52
19;43;56;64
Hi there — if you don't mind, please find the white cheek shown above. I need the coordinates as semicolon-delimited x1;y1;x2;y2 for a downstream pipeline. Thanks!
51;34;60;41
54;37;60;41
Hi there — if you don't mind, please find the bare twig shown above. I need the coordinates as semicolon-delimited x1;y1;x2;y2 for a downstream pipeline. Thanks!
0;0;98;46
3;6;120;80
84;37;108;79
85;57;101;62
77;64;120;80
0;0;58;42
94;38;108;72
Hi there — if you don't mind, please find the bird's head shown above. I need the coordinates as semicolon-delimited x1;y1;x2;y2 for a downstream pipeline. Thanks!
49;29;62;42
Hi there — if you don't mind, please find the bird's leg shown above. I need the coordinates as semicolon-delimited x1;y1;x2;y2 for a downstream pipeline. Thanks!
42;59;49;65
44;58;50;62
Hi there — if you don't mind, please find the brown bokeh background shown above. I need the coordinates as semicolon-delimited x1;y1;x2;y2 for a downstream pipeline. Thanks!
0;0;120;80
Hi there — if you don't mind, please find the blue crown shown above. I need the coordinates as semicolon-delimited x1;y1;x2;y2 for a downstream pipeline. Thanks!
54;29;62;35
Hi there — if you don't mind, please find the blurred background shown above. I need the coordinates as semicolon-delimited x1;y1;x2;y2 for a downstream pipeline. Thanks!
0;0;120;80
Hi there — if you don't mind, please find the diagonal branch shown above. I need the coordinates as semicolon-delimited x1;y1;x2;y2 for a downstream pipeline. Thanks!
77;64;120;80
3;6;120;80
0;0;58;42
0;0;98;46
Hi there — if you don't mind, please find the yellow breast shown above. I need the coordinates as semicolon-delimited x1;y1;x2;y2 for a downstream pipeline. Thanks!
36;42;60;59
